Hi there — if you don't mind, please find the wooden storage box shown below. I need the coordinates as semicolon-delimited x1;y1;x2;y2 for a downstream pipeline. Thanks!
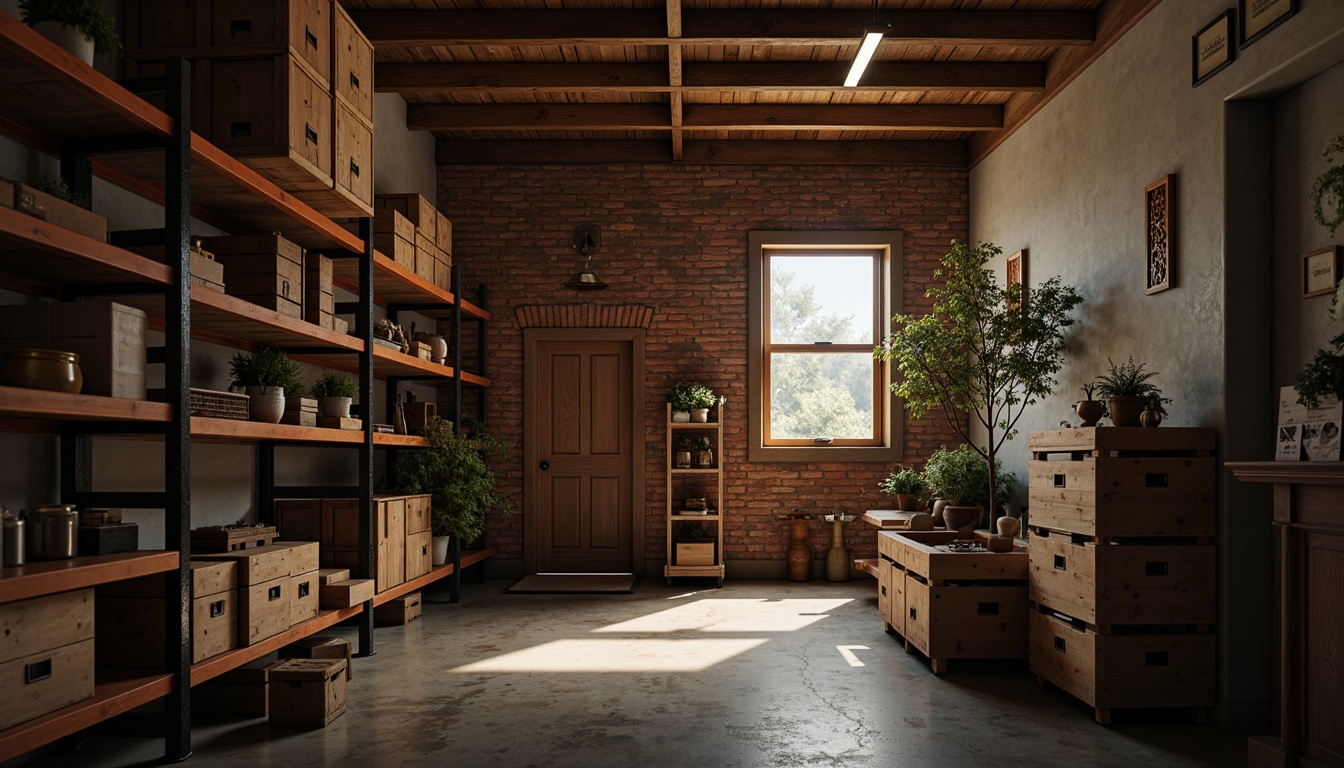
435;211;452;254
95;560;239;665
271;541;320;576
377;193;437;238
279;636;352;680
373;592;422;626
675;542;715;566
6;180;108;242
303;251;335;328
269;658;347;727
77;522;139;556
332;2;373;123
319;578;374;609
0;301;148;399
333;100;374;214
341;209;415;271
193;659;279;716
414;232;437;283
317;568;350;585
321;496;410;593
1028;530;1215;627
274;499;323;542
0;590;95;731
290;570;319;625
194;543;292;585
1030;609;1215;716
1027;428;1216;538
282;397;318;427
194;544;293;646
435;250;453;291
406;530;432;581
202;233;306;319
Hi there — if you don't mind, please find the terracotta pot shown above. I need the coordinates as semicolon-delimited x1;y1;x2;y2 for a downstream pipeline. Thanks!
783;519;810;582
32;21;94;64
319;396;352;418
1;349;82;393
1076;400;1104;428
931;498;949;527
942;505;981;536
245;386;285;423
1107;396;1146;427
1140;409;1164;428
895;493;920;512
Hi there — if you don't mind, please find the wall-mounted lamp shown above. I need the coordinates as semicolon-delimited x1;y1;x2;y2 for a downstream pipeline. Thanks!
564;224;609;291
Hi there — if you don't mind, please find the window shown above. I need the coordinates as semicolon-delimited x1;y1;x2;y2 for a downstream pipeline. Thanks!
747;231;903;462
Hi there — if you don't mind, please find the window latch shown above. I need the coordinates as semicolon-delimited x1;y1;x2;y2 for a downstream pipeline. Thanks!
813;341;833;345
813;437;834;444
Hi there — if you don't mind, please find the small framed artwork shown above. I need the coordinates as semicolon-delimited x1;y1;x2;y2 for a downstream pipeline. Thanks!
1302;246;1341;298
1193;10;1235;87
1005;249;1027;311
1240;0;1297;49
1145;175;1174;295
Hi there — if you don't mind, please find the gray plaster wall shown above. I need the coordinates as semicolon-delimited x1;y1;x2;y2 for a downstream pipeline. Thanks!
969;0;1344;730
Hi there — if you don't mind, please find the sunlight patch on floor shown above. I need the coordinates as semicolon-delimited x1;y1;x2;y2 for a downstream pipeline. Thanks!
450;638;768;673
593;598;854;634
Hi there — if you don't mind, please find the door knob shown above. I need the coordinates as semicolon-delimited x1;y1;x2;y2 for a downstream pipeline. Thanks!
540;460;549;470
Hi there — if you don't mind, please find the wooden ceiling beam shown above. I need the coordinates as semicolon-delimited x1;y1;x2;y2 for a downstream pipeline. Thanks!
436;139;967;166
378;61;1045;94
683;103;1003;132
352;9;1093;47
408;103;671;131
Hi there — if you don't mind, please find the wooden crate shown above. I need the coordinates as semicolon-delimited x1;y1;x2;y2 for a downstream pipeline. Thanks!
377;193;437;238
319;498;405;593
435;211;452;254
342;210;415;271
279;636;352;680
269;658;347;728
239;575;292;646
7;180;108;242
194;543;293;585
274;499;322;542
332;2;373;123
333;101;374;215
435;248;453;290
373;592;422;626
95;561;239;665
318;578;373;609
290;570;319;626
0;301;147;399
1028;530;1215;628
675;542;715;566
1029;609;1215;722
190;524;278;553
270;541;320;577
304;251;334;327
406;530;432;581
413;231;437;283
0;590;95;731
198;54;333;195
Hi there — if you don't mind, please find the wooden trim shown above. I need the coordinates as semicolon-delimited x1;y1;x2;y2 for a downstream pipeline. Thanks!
514;304;656;329
682;103;1003;132
439;139;966;166
0;551;178;605
190;605;364;686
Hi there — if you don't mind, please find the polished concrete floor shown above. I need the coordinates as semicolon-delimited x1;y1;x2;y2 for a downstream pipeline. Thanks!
33;579;1245;767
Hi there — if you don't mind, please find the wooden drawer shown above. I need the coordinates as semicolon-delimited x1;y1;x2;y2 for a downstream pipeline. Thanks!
405;494;431;535
199;54;333;193
290;571;319;626
334;102;374;214
406;530;432;581
904;576;1028;662
1028;455;1215;538
894;530;1028;583
0;637;94;731
240;576;292;646
1029;531;1214;627
1;590;94;666
332;3;373;122
1029;610;1215;710
676;542;715;566
877;531;903;565
208;0;331;87
877;555;892;626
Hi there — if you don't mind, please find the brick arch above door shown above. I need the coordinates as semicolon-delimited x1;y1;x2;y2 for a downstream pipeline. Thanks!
515;304;656;329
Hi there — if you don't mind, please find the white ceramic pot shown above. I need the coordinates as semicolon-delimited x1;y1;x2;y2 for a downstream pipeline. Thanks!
671;411;691;423
245;386;285;423
691;408;710;423
32;21;94;64
319;396;352;418
432;535;450;566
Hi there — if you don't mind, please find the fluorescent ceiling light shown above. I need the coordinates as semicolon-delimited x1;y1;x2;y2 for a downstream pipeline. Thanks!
844;24;889;87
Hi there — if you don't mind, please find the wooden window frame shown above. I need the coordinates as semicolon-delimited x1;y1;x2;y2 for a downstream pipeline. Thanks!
747;230;903;463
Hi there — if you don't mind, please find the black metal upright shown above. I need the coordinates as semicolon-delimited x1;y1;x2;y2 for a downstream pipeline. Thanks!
357;216;376;656
449;266;464;430
162;56;194;763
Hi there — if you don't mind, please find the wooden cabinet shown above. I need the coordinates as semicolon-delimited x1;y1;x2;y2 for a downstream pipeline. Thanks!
1028;428;1216;724
663;403;726;587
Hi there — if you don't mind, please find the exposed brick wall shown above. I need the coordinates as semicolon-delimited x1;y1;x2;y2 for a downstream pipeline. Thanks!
438;163;968;566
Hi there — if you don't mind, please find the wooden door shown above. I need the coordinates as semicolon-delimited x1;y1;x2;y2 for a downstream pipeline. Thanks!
533;339;633;572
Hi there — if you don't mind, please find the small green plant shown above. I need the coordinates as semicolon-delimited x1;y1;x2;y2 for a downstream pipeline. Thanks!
678;522;708;540
667;381;717;412
879;467;924;496
677;437;695;450
228;345;303;396
310;371;357;399
922;444;1013;510
25;176;89;209
1094;356;1164;399
1080;382;1099;401
691;436;711;451
1296;332;1344;408
396;419;512;541
19;0;120;59
1311;135;1344;236
1144;391;1173;416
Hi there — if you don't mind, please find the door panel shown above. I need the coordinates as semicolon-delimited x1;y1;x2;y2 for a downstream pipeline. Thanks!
591;476;622;549
550;354;581;455
591;354;621;454
550;476;582;548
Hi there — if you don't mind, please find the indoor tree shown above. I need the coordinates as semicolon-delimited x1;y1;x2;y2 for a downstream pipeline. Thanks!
875;240;1083;525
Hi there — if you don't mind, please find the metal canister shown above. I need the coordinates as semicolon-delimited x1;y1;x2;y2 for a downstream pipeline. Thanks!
28;505;78;561
2;510;24;566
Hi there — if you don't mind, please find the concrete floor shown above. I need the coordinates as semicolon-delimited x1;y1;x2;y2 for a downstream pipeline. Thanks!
32;579;1245;768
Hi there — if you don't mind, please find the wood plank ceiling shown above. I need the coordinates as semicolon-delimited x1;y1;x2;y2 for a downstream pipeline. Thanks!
352;0;1160;166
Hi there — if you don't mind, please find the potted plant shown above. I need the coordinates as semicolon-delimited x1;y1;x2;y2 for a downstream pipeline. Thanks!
310;371;357;419
1074;382;1107;428
1141;391;1172;428
395;419;511;564
19;0;119;64
1295;299;1344;409
691;436;713;468
674;437;693;468
1094;356;1165;428
876;239;1082;535
921;444;1013;536
668;381;717;423
879;467;924;512
229;345;303;424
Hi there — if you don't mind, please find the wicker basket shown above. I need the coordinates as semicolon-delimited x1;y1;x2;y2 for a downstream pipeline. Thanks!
148;387;250;420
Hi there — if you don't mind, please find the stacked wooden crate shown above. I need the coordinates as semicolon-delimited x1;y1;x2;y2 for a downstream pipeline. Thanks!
0;591;95;731
304;250;339;331
124;0;375;217
96;560;239;666
203;234;305;319
1026;428;1216;724
376;194;452;290
274;494;432;595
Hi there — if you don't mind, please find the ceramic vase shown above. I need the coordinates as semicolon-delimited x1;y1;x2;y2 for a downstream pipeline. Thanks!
1076;400;1104;427
1140;409;1164;427
245;386;284;423
784;519;810;582
671;411;691;423
33;21;94;64
942;505;980;536
825;517;851;582
432;535;450;566
319;396;352;418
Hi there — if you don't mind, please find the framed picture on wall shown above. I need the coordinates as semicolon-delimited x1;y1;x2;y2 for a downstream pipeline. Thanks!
1005;249;1027;311
1302;246;1341;298
1145;175;1174;294
1193;10;1235;87
1240;0;1297;49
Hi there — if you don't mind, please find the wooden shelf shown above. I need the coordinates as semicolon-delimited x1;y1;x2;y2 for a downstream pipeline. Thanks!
190;605;364;687
0;387;172;424
374;433;428;448
0;551;179;605
671;468;720;474
664;564;726;577
190;417;365;445
332;253;490;321
372;547;496;607
670;514;721;520
0;669;175;763
855;558;880;579
0;206;172;293
670;421;722;429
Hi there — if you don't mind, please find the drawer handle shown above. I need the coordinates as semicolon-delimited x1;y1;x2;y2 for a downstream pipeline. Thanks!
25;658;52;684
306;124;319;144
977;602;999;616
230;121;253;139
1053;636;1066;653
299;580;311;598
1053;554;1066;571
350;159;361;177
268;585;283;601
1145;651;1169;666
422;545;428;556
880;585;887;596
306;26;319;49
909;607;916;620
210;599;225;618
229;19;252;35
1145;472;1169;488
1053;473;1066;488
281;279;292;299
1145;561;1169;576
350;72;361;90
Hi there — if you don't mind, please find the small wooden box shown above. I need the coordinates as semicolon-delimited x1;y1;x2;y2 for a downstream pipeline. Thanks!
334;101;374;214
405;495;430;535
435;250;453;290
675;542;715;566
377;193;437;238
0;590;95;731
435;211;452;254
317;568;350;586
0;301;148;399
342;210;414;270
195;543;293;586
204;233;306;318
193;659;278;716
290;570;319;626
239;576;292;646
332;3;373;123
9;181;108;242
373;592;422;626
269;658;347;728
319;578;374;609
279;636;352;680
1028;531;1215;627
317;415;362;430
77;523;139;556
406;530;432;581
271;541;320;576
414;232;437;283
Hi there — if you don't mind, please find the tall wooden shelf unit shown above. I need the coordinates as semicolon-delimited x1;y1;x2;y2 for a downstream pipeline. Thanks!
664;403;726;587
0;14;491;762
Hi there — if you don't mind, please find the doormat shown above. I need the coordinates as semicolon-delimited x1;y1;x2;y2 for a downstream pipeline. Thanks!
507;573;639;594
